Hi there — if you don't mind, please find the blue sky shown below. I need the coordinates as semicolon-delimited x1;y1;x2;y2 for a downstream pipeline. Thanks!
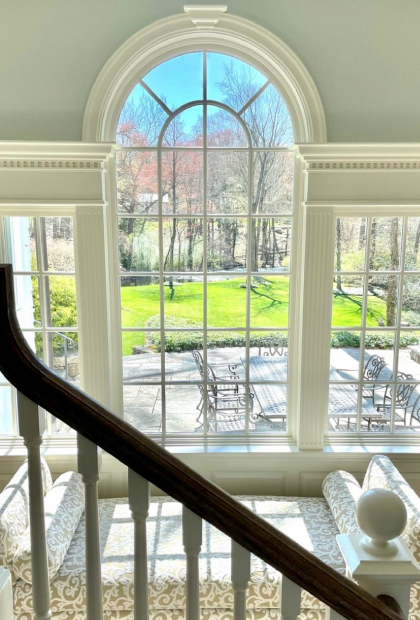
131;52;268;132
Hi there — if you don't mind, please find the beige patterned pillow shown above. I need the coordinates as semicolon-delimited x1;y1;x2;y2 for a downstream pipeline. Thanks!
13;471;84;583
322;470;362;534
0;458;52;569
363;454;420;560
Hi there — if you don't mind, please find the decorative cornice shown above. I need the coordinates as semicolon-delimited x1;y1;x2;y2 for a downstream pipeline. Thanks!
295;144;420;170
308;161;420;170
0;142;117;169
184;5;227;29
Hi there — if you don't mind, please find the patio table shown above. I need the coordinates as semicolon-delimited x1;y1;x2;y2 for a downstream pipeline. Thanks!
247;356;385;428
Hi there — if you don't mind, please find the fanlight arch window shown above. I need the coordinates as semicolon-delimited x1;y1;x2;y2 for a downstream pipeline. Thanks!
116;52;295;439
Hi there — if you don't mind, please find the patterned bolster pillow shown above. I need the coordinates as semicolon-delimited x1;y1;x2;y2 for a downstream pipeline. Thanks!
363;454;420;561
322;470;362;534
0;457;52;571
13;471;84;584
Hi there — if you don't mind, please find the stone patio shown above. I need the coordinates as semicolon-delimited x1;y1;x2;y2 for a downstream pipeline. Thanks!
121;347;420;434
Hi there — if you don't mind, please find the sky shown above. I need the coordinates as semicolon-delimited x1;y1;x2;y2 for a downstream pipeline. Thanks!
125;52;268;133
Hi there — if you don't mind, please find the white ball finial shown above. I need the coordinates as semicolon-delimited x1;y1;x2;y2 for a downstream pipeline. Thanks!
356;489;407;557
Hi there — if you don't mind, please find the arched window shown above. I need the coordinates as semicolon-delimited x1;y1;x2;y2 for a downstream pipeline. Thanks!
116;52;295;438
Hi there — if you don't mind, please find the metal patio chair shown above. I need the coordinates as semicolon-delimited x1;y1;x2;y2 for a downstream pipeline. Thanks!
372;372;418;425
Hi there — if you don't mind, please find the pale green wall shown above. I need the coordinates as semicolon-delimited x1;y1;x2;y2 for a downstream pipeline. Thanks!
1;0;419;142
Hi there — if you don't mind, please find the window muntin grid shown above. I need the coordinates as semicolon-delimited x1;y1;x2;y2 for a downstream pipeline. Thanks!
329;216;420;435
0;215;78;437
117;51;294;439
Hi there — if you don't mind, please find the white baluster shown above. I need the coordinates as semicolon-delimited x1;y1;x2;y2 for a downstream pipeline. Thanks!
77;434;103;620
0;567;13;620
128;469;150;620
281;575;301;620
17;391;51;620
182;506;202;620
231;540;250;620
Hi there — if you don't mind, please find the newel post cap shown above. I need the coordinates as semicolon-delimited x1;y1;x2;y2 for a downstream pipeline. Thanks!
356;489;407;557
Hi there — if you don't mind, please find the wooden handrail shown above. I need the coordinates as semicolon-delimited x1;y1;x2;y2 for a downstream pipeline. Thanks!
0;264;401;620
377;596;405;620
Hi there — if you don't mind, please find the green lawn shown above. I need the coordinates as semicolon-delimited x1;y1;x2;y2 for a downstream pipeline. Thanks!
121;276;388;355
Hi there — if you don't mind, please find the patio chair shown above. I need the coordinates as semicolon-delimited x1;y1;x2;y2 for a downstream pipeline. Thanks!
372;372;418;425
361;354;388;400
192;349;241;413
199;377;255;432
409;393;420;425
258;339;284;357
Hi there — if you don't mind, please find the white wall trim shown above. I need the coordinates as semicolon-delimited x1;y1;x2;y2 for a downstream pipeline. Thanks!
82;11;326;143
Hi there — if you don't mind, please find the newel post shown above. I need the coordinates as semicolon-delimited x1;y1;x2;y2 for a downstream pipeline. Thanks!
337;489;420;619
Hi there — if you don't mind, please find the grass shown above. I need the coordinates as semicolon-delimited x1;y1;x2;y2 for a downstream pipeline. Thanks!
121;276;389;356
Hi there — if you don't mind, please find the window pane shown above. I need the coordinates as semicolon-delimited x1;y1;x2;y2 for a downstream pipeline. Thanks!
208;152;248;214
207;218;247;271
402;275;420;326
207;106;248;147
253;152;294;214
208;276;245;327
121;276;160;328
51;332;79;383
162;107;203;147
117;85;167;147
123;384;161;432
367;275;400;327
41;217;75;271
14;275;40;327
162;219;203;271
250;276;289;328
162;151;203;215
207;52;267;110
334;217;367;271
166;386;202;432
243;84;294;147
117;151;158;215
46;276;77;329
368;217;402;271
164;279;203;325
4;216;37;271
122;330;153;358
332;277;364;328
330;331;361;381
143;53;203;112
253;218;292;271
405;217;420;269
119;218;159;272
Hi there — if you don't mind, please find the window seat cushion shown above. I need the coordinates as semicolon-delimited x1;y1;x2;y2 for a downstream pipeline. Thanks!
13;471;84;584
0;458;52;571
13;495;344;615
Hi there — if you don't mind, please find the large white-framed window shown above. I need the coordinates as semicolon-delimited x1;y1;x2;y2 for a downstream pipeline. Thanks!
328;212;420;437
116;51;295;441
0;210;79;437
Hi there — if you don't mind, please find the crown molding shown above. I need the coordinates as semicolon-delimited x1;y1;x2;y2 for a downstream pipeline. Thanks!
295;143;420;169
184;5;227;29
0;142;117;168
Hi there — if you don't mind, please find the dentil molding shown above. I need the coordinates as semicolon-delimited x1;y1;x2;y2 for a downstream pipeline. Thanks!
296;144;420;169
0;142;117;169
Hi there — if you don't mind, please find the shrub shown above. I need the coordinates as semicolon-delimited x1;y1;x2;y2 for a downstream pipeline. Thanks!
331;331;418;349
145;316;288;352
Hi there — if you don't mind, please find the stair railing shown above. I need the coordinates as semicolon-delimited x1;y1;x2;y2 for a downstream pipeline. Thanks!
0;264;402;620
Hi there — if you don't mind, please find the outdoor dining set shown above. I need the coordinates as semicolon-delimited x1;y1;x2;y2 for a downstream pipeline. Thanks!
192;347;420;432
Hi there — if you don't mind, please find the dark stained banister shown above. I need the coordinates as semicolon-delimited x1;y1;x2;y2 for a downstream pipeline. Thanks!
0;264;402;620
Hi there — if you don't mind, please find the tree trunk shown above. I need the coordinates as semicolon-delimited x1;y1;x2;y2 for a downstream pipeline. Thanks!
386;217;399;326
336;218;342;292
